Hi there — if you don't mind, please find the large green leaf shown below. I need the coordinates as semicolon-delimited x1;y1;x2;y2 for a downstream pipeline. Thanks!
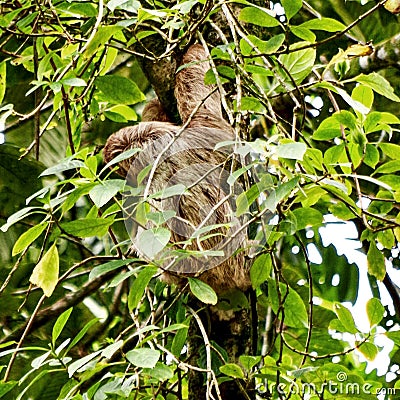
188;277;218;305
276;142;307;160
128;266;158;311
250;253;272;289
334;303;358;334
52;307;73;347
239;6;280;27
350;73;400;102
61;217;114;238
89;179;126;208
95;75;146;105
292;207;323;230
12;221;48;255
299;18;346;32
367;241;386;280
269;280;308;328
366;298;384;328
83;26;124;59
219;363;245;379
126;348;160;369
282;0;302;20
279;44;316;85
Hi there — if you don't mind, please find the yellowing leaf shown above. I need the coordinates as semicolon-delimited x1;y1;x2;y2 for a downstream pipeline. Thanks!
328;43;374;68
384;0;400;14
30;243;59;297
0;61;6;104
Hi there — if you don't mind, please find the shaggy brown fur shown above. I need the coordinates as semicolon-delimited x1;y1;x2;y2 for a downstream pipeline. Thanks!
103;44;250;293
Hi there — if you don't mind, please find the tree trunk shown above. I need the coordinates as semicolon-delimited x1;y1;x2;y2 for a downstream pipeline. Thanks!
188;296;256;400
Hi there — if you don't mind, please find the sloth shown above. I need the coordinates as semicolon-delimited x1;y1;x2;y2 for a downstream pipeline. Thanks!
103;44;250;293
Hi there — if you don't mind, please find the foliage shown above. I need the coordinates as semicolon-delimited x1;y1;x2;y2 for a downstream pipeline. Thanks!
0;0;400;399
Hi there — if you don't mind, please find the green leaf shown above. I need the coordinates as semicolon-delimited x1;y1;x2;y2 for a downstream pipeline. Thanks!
152;183;187;200
276;142;307;160
352;85;374;111
313;82;370;114
282;0;302;20
128;267;158;311
12;222;48;256
52;308;73;347
290;26;316;42
1;206;40;232
239;6;280;27
29;243;59;297
96;75;146;105
0;381;18;397
16;11;38;33
299;18;346;32
136;227;170;259
357;341;378;361
236;184;260;217
366;298;384;328
269;280;308;328
171;317;190;357
62;183;97;213
367;241;386;281
66;318;99;354
329;318;347;333
333;303;358;334
84;26;124;59
144;363;174;381
101;147;141;174
364;144;380;168
60;2;97;17
0;8;24;28
374;160;400;175
279;44;316;85
40;159;85;177
264;177;299;212
379;143;400;160
385;330;400;346
334;110;357;130
0;61;6;104
188;278;218;305
67;350;102;377
219;363;245;379
250;253;272;289
89;179;126;208
61;77;87;87
236;96;266;113
105;104;137;122
61;218;114;238
364;112;400;134
239;355;261;372
292;207;323;230
126;348;160;368
89;259;136;280
350;73;400;102
240;34;285;56
313;115;341;140
101;340;124;359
